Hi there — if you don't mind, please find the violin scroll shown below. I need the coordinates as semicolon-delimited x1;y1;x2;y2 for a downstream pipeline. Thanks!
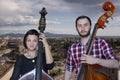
97;1;115;29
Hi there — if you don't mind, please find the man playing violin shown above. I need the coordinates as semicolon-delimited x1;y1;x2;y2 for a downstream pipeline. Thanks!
64;16;119;80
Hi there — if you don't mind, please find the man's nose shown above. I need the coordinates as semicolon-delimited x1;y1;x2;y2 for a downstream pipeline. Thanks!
81;26;85;30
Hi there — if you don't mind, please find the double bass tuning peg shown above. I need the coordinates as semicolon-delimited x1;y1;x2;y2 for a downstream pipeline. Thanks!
106;20;109;23
111;17;113;20
106;16;114;24
104;25;107;28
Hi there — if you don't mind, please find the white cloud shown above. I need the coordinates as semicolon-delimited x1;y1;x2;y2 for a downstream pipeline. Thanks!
0;25;37;34
0;0;35;26
97;27;120;36
0;0;120;36
0;0;19;16
34;0;72;12
45;25;77;35
47;20;61;25
0;15;38;26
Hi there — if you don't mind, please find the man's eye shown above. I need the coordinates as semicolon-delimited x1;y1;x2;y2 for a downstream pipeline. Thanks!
84;23;89;26
77;24;82;27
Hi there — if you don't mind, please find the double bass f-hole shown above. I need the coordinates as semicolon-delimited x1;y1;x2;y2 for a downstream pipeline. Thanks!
77;1;115;80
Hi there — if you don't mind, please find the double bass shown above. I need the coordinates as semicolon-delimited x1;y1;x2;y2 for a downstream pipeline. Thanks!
77;1;115;80
19;8;54;80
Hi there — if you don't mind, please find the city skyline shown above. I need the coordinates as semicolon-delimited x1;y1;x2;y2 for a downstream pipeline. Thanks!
0;0;120;36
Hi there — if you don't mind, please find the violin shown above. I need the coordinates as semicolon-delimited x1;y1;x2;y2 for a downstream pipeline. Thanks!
77;1;115;80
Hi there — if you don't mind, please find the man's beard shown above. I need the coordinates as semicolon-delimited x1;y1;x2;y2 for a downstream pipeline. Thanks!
78;30;90;37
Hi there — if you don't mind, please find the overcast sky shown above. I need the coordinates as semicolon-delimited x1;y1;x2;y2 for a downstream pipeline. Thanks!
0;0;120;36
